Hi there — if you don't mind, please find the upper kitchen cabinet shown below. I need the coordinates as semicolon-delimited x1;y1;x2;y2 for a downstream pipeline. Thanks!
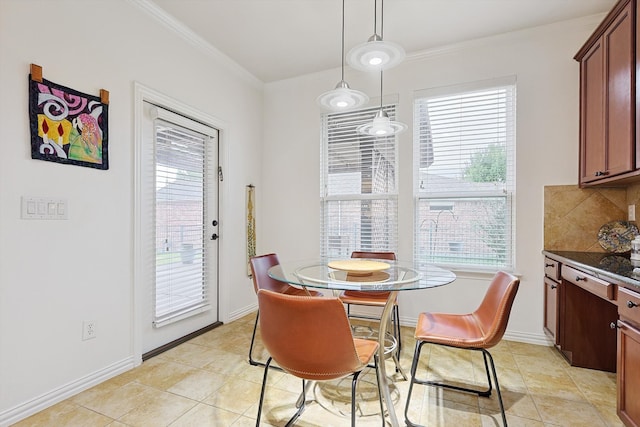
575;0;636;187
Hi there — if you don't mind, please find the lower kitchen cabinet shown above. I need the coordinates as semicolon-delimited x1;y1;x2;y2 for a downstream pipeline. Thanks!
618;320;640;427
618;286;640;427
544;277;560;345
561;264;618;372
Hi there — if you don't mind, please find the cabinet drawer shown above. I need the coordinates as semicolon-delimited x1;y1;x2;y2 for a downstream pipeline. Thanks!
619;286;640;325
544;257;561;281
562;265;614;301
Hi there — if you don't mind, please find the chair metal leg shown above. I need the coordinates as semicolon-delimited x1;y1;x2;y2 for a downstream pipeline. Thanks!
373;354;385;427
350;370;361;426
249;310;284;373
394;305;401;354
404;341;508;427
484;348;508;427
249;310;262;366
284;380;307;427
404;340;424;427
256;356;272;427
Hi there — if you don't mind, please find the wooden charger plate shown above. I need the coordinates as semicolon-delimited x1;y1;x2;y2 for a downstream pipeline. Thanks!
328;259;390;276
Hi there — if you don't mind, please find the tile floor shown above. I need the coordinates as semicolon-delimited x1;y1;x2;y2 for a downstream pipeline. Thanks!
13;314;622;427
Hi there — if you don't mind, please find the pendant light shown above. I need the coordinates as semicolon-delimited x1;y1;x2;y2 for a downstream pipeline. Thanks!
347;0;405;72
317;0;369;111
356;70;407;136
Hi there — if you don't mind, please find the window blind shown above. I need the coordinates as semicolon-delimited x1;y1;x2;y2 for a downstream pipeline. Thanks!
414;77;516;271
153;113;212;326
321;105;399;258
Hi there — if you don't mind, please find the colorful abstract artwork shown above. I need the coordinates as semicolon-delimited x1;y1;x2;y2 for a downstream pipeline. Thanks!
29;71;109;170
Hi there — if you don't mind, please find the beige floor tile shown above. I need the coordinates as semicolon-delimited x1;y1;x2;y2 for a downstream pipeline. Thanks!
131;357;196;390
566;365;617;406
12;400;114;427
117;391;196;427
167;369;229;401
592;401;625;427
78;382;162;419
521;370;587;402
166;403;242;426
202;377;263;415
533;394;608;426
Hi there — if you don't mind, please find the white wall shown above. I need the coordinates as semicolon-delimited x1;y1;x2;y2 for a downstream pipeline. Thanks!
262;16;605;342
0;0;263;424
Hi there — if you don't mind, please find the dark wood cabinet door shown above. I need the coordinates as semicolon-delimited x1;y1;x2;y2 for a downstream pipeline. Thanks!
578;0;635;185
580;39;606;184
618;319;640;427
543;277;559;345
605;1;634;178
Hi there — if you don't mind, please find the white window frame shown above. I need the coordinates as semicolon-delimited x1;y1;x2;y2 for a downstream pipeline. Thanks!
413;76;516;272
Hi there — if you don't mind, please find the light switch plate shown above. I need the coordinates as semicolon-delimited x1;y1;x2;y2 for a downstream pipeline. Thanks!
21;196;68;220
629;204;636;222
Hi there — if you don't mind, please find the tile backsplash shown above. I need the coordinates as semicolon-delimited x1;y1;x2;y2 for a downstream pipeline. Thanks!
544;184;631;252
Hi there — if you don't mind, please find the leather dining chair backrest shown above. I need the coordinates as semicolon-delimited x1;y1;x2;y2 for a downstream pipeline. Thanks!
257;289;376;381
249;253;293;295
472;270;520;348
351;251;396;261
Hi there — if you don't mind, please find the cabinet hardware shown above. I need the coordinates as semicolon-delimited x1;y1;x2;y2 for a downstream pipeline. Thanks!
550;284;557;289
575;276;587;281
610;321;620;329
627;300;638;309
545;263;554;267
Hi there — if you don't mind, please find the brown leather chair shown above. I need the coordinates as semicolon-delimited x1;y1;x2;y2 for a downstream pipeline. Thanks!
248;253;322;367
255;289;384;426
339;251;403;369
404;271;519;427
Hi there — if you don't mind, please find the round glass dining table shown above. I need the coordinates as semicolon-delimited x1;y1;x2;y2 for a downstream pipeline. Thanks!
268;259;456;427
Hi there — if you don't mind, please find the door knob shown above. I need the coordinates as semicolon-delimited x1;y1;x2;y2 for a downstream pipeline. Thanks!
211;233;219;240
212;220;218;226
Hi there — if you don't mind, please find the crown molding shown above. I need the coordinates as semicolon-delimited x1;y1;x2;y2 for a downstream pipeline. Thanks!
404;13;608;64
127;0;263;89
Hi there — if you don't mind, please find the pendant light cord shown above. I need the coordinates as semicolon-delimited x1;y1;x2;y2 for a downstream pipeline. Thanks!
373;0;378;35
341;0;345;82
380;70;384;109
379;0;384;110
380;0;384;38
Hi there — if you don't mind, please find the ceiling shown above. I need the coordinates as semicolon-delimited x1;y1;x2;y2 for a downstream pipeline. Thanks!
149;0;617;83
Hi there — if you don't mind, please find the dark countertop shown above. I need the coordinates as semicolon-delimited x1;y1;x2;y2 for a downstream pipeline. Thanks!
543;250;640;291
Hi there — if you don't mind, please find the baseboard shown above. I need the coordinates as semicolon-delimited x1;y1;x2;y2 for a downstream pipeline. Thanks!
0;356;137;427
227;303;257;323
503;330;553;346
143;321;223;361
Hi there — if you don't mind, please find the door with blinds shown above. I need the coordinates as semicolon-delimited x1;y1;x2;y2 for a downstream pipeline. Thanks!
141;101;219;354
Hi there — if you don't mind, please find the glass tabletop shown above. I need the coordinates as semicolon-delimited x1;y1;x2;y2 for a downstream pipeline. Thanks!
268;259;456;292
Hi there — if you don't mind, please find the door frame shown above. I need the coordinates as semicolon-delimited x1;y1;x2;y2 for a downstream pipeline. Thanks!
133;82;229;364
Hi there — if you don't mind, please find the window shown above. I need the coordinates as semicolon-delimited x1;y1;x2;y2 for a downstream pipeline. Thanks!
414;77;516;271
321;105;399;258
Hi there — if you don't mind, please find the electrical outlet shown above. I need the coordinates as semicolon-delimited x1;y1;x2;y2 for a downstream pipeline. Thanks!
630;205;636;222
82;321;96;340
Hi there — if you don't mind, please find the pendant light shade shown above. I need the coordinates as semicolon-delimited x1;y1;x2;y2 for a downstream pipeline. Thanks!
347;0;405;72
317;80;369;111
356;108;406;136
318;0;369;111
346;35;405;72
357;70;407;137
